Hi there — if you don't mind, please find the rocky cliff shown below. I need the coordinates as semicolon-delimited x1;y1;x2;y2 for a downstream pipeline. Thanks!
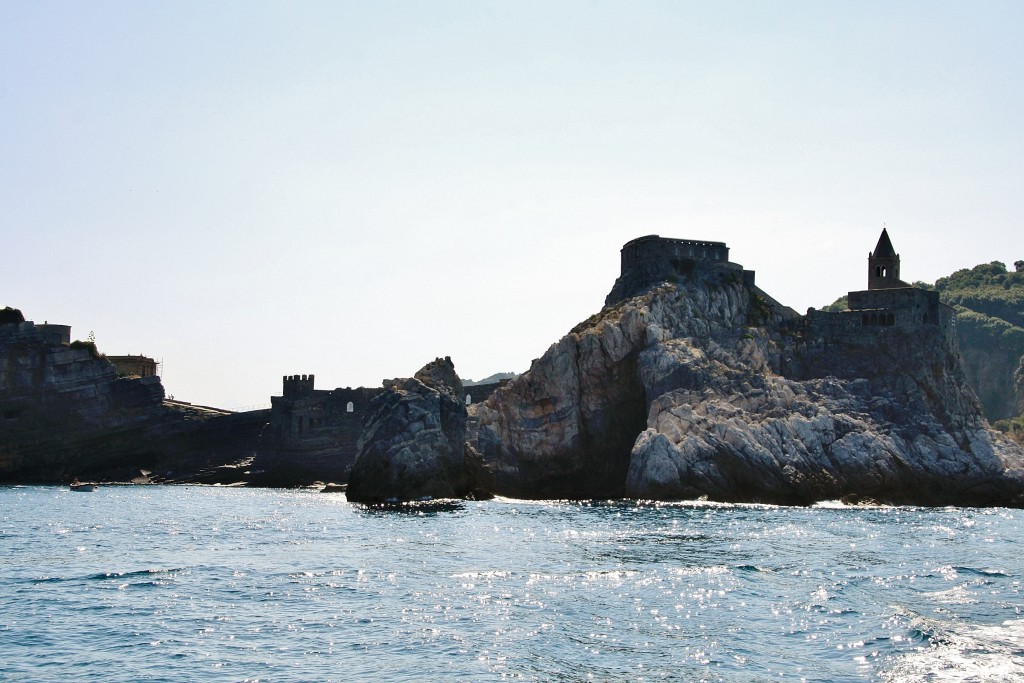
0;316;265;483
472;279;1024;506
347;357;493;502
933;261;1024;423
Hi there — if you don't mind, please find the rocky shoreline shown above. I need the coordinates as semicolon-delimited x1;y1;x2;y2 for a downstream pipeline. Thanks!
4;233;1023;506
470;281;1024;507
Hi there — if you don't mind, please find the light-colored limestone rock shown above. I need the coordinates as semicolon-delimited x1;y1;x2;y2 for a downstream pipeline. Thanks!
472;277;1024;506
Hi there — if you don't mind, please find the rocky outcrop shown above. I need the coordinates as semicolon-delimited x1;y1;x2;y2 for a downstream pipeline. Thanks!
346;357;493;502
472;281;778;497
0;320;166;480
628;324;1023;506
472;280;1024;506
0;317;266;483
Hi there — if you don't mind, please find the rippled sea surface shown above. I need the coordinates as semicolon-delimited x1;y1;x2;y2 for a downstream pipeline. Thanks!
1;486;1022;682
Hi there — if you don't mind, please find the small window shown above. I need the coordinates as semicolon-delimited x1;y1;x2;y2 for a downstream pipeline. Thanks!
346;402;354;413
465;394;472;405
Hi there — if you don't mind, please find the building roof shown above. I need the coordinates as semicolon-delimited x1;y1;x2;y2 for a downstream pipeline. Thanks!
872;228;897;258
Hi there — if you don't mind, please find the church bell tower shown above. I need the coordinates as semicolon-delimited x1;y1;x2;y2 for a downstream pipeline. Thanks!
868;228;901;290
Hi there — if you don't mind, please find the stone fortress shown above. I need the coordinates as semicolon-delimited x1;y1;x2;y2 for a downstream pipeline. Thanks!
3;225;985;493
257;228;955;485
257;371;509;484
605;228;950;336
604;234;800;321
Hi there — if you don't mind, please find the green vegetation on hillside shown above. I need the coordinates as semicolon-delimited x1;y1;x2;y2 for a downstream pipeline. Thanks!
934;261;1024;328
820;295;848;312
954;306;1024;357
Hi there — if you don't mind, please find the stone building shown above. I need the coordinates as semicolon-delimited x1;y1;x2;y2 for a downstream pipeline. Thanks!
806;228;953;336
604;234;799;321
36;323;71;346
867;228;911;290
255;373;506;484
107;355;159;378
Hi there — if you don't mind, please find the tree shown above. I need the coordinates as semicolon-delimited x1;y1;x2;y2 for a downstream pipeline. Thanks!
0;306;25;325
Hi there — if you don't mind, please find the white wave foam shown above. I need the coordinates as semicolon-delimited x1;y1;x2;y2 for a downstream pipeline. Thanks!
881;617;1024;682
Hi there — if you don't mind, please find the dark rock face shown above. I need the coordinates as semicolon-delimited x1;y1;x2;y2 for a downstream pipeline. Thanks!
0;318;266;483
957;343;1023;423
346;357;493;503
472;280;1024;506
0;320;166;480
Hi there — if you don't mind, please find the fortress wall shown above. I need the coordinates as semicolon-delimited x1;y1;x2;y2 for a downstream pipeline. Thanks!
621;235;730;268
848;287;941;325
806;309;865;336
607;235;748;306
261;373;507;481
807;290;951;339
848;287;933;310
465;380;509;405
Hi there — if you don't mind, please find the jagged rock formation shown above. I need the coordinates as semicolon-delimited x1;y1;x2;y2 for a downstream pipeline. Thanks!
252;371;507;487
472;266;1024;506
0;316;266;483
346;357;493;502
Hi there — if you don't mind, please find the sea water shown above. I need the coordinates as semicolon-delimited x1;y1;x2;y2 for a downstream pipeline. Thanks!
1;486;1021;682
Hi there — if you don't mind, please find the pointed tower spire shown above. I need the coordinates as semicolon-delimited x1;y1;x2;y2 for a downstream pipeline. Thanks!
872;228;897;258
868;228;901;290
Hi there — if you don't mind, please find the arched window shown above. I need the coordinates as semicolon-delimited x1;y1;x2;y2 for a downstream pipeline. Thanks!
875;265;887;278
346;401;354;413
465;394;472;405
869;313;878;326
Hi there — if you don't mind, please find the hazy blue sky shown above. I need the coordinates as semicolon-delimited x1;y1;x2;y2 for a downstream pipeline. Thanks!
3;1;1022;408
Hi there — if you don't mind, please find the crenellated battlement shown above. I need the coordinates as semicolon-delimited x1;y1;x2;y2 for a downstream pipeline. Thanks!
282;374;315;397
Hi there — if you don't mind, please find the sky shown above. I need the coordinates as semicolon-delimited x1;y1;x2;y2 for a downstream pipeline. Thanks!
2;1;1022;409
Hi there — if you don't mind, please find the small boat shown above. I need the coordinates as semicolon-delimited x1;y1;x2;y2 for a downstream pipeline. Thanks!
70;481;97;492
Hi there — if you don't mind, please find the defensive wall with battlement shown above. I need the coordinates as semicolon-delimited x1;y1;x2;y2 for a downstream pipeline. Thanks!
258;373;507;483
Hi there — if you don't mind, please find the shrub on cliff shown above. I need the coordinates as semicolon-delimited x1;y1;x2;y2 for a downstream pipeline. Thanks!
821;295;848;312
69;339;102;359
994;415;1024;446
0;307;25;325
